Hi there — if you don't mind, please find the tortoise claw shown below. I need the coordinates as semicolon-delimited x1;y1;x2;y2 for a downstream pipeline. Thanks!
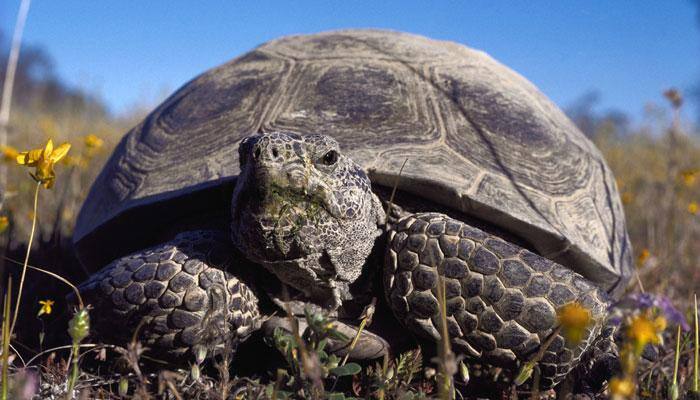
262;315;390;360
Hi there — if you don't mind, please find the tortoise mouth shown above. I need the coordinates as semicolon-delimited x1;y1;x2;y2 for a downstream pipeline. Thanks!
249;163;344;219
231;173;339;263
250;182;336;228
257;189;331;255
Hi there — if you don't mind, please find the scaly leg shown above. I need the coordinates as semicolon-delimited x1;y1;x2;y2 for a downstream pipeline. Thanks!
78;230;260;361
384;212;609;389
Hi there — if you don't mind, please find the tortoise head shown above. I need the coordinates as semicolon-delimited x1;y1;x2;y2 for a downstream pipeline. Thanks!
230;131;385;307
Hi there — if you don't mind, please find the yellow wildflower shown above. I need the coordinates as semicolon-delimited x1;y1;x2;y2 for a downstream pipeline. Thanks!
15;139;71;189
61;155;87;169
0;216;8;233
655;316;667;333
84;134;104;150
37;299;55;317
609;376;635;398
637;248;650;267
621;192;633;205
688;201;698;215
627;314;665;350
681;169;698;187
0;145;19;162
557;302;592;344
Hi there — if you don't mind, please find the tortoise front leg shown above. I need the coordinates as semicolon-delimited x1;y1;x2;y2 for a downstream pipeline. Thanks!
77;230;261;361
384;212;610;389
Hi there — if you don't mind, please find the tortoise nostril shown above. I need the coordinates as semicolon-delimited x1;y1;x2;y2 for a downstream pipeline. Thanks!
272;148;279;158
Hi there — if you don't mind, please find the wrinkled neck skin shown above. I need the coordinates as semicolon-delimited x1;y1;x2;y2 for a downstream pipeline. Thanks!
230;132;385;310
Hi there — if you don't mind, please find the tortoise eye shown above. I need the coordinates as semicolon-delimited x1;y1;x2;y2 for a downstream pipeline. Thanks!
322;150;339;166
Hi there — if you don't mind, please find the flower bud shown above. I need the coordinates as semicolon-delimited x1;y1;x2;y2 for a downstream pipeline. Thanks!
194;345;207;364
668;382;679;400
68;308;90;343
514;361;535;386
459;361;470;384
191;363;201;381
118;377;128;397
385;366;394;381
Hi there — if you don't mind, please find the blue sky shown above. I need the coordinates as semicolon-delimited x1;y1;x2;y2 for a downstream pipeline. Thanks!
2;1;699;123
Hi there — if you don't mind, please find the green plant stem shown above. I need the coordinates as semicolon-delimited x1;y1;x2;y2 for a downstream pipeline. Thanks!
9;181;39;335
65;308;90;399
340;318;368;367
436;276;453;400
669;324;682;400
340;299;375;367
384;158;408;218
25;343;101;367
673;325;681;386
66;340;80;397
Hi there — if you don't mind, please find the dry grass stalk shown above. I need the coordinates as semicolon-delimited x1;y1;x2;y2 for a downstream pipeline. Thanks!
0;0;32;197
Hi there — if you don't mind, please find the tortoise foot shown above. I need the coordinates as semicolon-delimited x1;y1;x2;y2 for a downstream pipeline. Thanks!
384;212;610;389
76;230;261;361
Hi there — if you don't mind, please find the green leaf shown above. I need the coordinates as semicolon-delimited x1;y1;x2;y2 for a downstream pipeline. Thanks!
396;348;422;385
331;363;362;377
326;354;339;370
328;393;346;400
514;361;535;386
458;360;470;384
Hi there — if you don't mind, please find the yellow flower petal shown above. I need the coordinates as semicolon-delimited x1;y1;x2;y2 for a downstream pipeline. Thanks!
0;216;8;233
16;152;29;165
609;377;635;398
29;148;43;162
0;145;18;162
627;314;665;350
38;299;55;317
557;302;593;344
653;316;667;332
49;143;71;163
44;139;53;157
637;248;650;266
15;139;71;188
621;192;634;205
681;169;698;187
62;155;87;168
84;134;104;149
16;148;42;166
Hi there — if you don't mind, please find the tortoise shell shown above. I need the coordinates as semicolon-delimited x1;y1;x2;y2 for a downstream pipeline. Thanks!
74;30;632;297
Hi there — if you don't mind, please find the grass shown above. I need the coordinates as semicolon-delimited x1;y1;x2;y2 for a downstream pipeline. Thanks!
0;84;699;398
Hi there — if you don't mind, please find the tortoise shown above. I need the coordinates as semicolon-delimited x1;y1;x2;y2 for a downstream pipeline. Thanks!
73;29;632;389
